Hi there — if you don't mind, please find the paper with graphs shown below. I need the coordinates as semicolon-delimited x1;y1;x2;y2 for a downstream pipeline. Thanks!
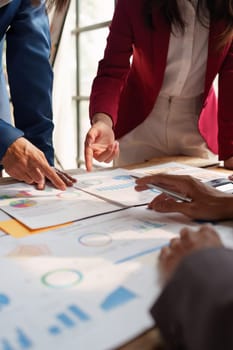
0;256;157;350
0;182;122;229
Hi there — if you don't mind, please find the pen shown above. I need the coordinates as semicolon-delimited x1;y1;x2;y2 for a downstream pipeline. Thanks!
131;175;192;203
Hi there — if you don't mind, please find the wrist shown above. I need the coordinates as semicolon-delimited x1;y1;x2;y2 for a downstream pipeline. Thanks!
92;113;113;129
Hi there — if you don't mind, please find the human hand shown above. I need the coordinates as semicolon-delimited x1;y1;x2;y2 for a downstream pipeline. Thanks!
85;114;119;171
159;225;223;285
135;174;233;220
1;137;70;190
224;156;233;169
53;168;77;187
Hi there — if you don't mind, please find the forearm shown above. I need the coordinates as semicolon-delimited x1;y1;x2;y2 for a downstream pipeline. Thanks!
6;0;54;165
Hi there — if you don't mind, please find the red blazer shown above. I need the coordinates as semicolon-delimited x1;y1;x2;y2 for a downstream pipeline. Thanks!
90;0;233;160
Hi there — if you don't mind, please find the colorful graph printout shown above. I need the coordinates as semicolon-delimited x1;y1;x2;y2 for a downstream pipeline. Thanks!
74;168;157;206
0;257;157;350
0;183;122;229
10;199;37;208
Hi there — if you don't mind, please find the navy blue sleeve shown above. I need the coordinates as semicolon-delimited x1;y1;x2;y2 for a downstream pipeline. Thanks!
5;0;55;165
0;119;24;161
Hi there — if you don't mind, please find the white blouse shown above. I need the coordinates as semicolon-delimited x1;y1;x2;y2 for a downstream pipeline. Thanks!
160;0;209;98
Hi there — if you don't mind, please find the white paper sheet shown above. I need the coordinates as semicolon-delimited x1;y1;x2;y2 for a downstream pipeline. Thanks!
0;172;233;349
0;206;198;261
0;257;157;350
129;161;231;182
0;183;123;229
74;164;233;208
74;168;157;206
1;163;227;230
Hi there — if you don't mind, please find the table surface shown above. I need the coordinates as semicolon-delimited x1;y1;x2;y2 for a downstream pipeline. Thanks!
0;156;232;350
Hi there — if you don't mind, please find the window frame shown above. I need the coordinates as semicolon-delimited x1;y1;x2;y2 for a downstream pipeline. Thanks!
73;0;117;167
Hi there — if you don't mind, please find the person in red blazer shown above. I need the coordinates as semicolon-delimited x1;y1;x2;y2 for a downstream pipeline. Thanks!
85;0;233;170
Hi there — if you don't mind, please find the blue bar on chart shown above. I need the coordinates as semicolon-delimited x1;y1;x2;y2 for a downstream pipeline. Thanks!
57;313;75;328
68;304;90;321
1;329;33;350
48;305;91;336
17;328;33;349
16;328;32;349
1;339;14;350
0;293;10;309
48;325;62;335
101;286;137;311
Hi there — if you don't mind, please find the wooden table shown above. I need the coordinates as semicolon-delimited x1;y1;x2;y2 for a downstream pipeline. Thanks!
118;328;165;350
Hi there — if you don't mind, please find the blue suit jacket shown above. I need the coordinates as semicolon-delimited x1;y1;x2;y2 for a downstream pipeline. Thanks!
0;0;54;165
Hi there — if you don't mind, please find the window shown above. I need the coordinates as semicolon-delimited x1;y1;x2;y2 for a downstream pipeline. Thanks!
74;0;115;168
53;0;116;170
